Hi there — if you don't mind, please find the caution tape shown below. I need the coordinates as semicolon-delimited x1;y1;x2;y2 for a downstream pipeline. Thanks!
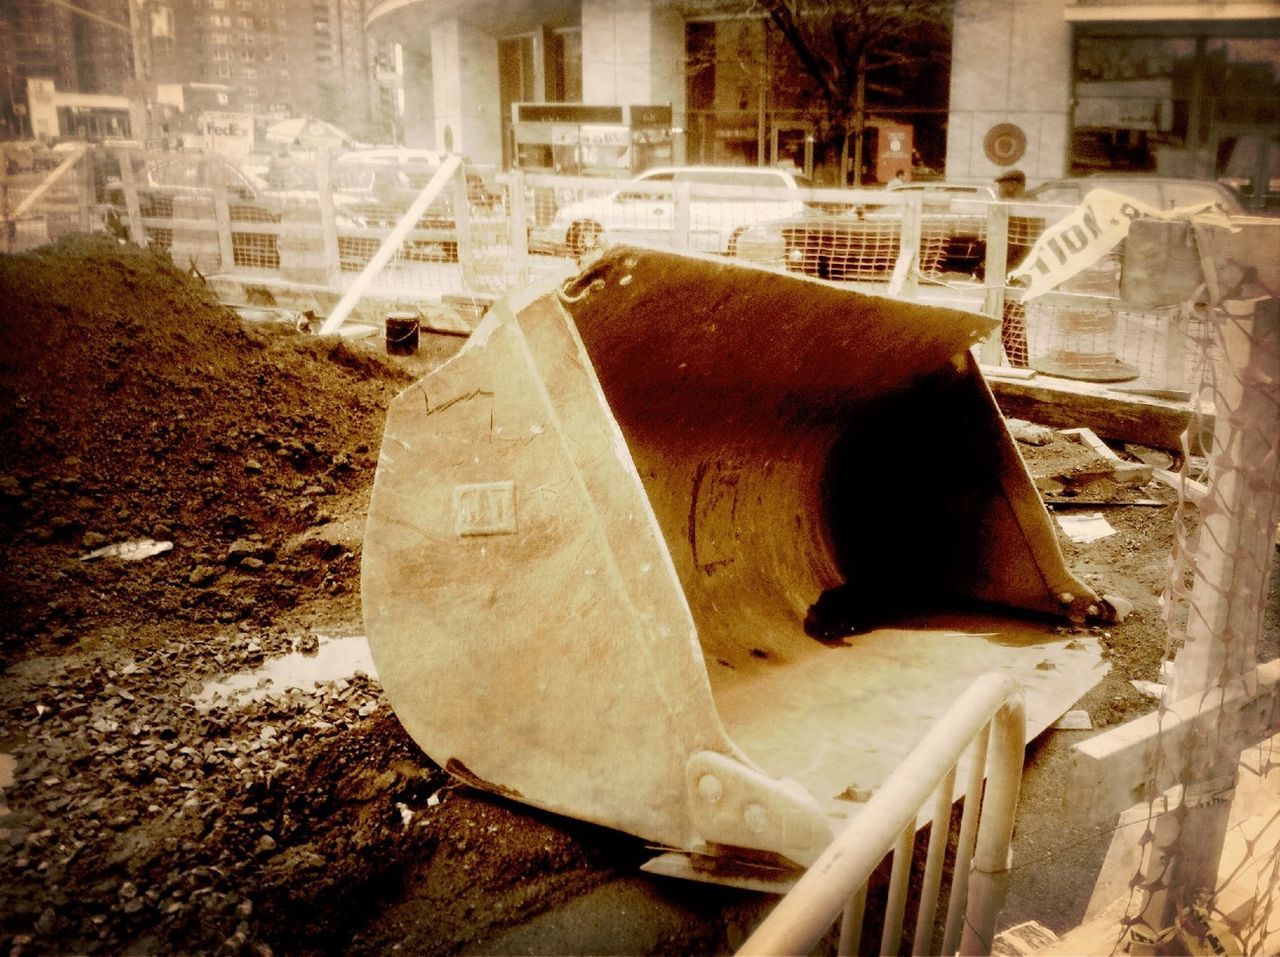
1009;188;1236;301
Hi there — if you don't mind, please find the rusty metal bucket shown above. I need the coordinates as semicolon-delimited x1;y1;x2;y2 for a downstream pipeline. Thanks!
362;247;1108;879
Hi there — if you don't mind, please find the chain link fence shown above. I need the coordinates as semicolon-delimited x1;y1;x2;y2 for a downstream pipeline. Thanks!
1113;286;1280;956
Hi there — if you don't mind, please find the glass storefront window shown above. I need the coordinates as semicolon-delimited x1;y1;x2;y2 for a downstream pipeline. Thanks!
1071;27;1280;209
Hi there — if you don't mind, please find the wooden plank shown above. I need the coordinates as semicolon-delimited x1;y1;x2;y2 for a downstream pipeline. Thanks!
1065;658;1280;825
987;372;1214;452
1152;467;1208;505
1058;427;1154;483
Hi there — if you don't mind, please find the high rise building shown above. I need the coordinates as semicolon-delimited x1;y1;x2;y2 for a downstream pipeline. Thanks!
1;0;128;136
2;0;388;141
159;0;380;135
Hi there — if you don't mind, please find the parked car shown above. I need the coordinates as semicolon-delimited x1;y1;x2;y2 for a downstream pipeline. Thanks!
104;153;368;269
1028;175;1248;214
885;180;1000;201
531;165;812;257
330;149;503;265
733;186;991;281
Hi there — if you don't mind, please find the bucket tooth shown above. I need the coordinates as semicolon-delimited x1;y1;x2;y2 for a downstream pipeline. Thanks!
363;247;1105;868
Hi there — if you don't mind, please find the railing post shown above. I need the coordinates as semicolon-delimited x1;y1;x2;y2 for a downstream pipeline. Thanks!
880;824;916;956
450;164;477;288
78;148;94;232
672;180;691;249
315;152;341;280
888;193;921;299
207;150;235;270
942;721;991;956
1;162;12;253
1162;307;1189;392
116;148;145;245
912;766;958;955
980;202;1010;364
959;702;1026;956
505;168;530;285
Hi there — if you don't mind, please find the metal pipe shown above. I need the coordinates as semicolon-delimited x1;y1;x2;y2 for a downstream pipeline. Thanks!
912;766;958;955
319;155;462;336
837;884;866;957
942;721;991;956
960;702;1027;955
880;823;916;956
738;673;1025;957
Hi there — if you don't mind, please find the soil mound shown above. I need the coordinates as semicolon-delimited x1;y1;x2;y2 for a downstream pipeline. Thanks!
0;235;416;659
0;237;635;957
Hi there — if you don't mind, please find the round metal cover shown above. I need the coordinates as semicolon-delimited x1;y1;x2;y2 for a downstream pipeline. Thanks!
985;123;1027;166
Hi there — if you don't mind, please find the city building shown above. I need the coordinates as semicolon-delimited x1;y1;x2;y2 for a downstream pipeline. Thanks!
2;0;392;143
1;0;131;137
158;0;383;136
366;0;950;183
366;0;1277;204
947;0;1279;208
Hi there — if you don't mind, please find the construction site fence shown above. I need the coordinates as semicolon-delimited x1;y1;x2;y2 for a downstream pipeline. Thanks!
6;146;1279;953
3;144;1265;390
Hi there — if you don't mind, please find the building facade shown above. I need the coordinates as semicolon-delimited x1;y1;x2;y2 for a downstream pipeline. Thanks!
947;0;1279;208
366;0;951;182
367;0;1276;205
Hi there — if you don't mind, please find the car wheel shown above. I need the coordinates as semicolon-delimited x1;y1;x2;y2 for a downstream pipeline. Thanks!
568;220;604;257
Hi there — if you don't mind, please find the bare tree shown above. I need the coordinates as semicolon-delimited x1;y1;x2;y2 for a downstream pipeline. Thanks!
686;0;951;183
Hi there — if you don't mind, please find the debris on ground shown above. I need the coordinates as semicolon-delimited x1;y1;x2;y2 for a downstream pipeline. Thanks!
0;236;1238;954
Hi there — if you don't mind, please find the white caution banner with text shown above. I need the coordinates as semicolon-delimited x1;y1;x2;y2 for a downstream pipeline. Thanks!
1009;189;1235;300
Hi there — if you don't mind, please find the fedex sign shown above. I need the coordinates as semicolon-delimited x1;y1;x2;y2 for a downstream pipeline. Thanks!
199;111;254;156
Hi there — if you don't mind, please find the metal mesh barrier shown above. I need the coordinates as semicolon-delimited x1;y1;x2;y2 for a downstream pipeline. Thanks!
1108;289;1280;956
1000;211;1278;953
525;172;814;258
14;151;1258;408
1;147;95;254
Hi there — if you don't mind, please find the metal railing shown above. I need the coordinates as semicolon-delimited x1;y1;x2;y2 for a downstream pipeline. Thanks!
738;672;1027;957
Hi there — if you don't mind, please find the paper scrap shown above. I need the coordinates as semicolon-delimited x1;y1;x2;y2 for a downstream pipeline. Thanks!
1131;679;1166;700
81;539;174;561
1056;512;1116;543
1052;709;1093;730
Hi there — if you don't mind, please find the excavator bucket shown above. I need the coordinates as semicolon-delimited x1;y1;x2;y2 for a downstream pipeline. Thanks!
363;247;1108;878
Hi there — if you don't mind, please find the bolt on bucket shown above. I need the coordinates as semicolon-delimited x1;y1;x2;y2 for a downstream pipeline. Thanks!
363;247;1109;879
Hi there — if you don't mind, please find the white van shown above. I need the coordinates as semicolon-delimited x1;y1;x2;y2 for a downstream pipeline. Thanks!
533;165;810;256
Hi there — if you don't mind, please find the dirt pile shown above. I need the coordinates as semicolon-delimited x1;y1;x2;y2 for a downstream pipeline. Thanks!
0;237;636;956
0;235;416;659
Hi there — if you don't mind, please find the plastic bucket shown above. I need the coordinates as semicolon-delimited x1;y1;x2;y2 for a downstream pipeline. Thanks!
385;312;420;355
